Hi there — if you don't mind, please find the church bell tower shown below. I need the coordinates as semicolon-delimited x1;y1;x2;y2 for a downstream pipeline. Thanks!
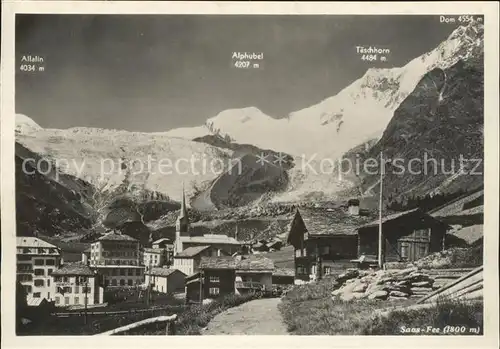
174;184;190;254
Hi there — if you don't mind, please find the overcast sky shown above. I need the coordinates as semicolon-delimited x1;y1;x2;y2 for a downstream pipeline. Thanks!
15;15;460;131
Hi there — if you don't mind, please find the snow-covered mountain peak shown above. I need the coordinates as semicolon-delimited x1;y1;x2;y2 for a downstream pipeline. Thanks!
16;114;42;135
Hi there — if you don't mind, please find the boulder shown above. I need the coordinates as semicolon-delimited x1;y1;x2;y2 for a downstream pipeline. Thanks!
395;266;419;277
331;289;342;296
411;280;434;288
411;287;433;291
365;283;388;295
389;290;409;298
404;272;430;282
337;269;359;282
388;296;408;301
353;292;366;299
339;292;355;302
395;280;411;287
368;290;388;300
353;283;368;293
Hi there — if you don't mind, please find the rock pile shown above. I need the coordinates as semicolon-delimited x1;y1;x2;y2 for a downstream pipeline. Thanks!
331;267;439;302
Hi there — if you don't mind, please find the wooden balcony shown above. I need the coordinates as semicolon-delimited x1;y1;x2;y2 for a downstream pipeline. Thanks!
235;281;264;290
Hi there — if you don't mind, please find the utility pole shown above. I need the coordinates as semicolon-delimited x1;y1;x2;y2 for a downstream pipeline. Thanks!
146;258;152;307
378;151;385;269
315;242;322;281
199;270;203;304
84;278;88;325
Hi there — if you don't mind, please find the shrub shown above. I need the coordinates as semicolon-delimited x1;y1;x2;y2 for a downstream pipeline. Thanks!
282;276;338;303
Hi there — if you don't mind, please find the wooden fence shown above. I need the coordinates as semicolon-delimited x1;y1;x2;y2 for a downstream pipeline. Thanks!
95;314;178;335
53;305;183;317
417;266;483;304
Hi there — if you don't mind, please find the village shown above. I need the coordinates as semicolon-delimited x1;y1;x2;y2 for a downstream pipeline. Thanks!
15;185;484;335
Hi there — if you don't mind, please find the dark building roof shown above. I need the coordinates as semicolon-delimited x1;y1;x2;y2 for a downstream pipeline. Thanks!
272;268;295;277
237;255;274;271
359;208;450;230
143;247;164;254
147;267;186;277
288;207;377;240
199;255;274;271
51;262;95;276
199;256;238;269
175;245;210;258
97;232;138;242
152;238;172;245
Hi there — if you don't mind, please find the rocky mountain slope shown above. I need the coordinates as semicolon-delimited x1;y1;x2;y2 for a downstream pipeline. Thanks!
166;22;484;164
360;44;483;202
14;22;484;241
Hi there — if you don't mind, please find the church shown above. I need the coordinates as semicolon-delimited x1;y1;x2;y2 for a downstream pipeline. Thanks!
173;188;242;259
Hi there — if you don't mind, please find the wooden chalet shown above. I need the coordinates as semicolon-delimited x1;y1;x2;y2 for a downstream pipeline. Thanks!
287;202;450;282
357;208;450;263
185;255;274;303
286;201;377;282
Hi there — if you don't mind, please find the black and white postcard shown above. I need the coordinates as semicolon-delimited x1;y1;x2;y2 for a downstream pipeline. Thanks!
1;2;499;349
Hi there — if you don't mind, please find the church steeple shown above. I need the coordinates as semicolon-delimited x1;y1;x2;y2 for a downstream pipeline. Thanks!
176;183;190;234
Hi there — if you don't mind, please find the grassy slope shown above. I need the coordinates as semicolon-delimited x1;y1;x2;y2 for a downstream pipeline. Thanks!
279;275;482;335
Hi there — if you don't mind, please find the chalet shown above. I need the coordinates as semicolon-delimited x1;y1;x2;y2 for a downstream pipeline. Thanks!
287;202;450;282
172;245;228;276
144;267;186;294
185;256;236;303
356;208;450;263
286;201;377;282
272;268;295;285
185;255;274;303
152;238;173;249
235;255;274;293
50;262;104;307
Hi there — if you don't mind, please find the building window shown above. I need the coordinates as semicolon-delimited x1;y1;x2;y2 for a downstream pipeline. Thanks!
34;269;44;276
74;286;79;294
65;297;70;305
120;269;126;276
55;297;60;305
296;266;306;275
120;279;125;286
136;269;142;276
209;276;220;283
112;279;117;286
47;279;51;287
209;287;219;296
128;279;133;286
48;269;53;275
23;285;32;293
295;249;301;258
401;242;409;259
34;279;44;287
46;259;55;266
322;246;330;255
74;297;79;305
323;266;331;275
19;274;32;282
33;292;41;298
34;259;44;266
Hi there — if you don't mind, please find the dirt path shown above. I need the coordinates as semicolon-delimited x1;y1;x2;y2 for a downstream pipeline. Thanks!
202;297;289;335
